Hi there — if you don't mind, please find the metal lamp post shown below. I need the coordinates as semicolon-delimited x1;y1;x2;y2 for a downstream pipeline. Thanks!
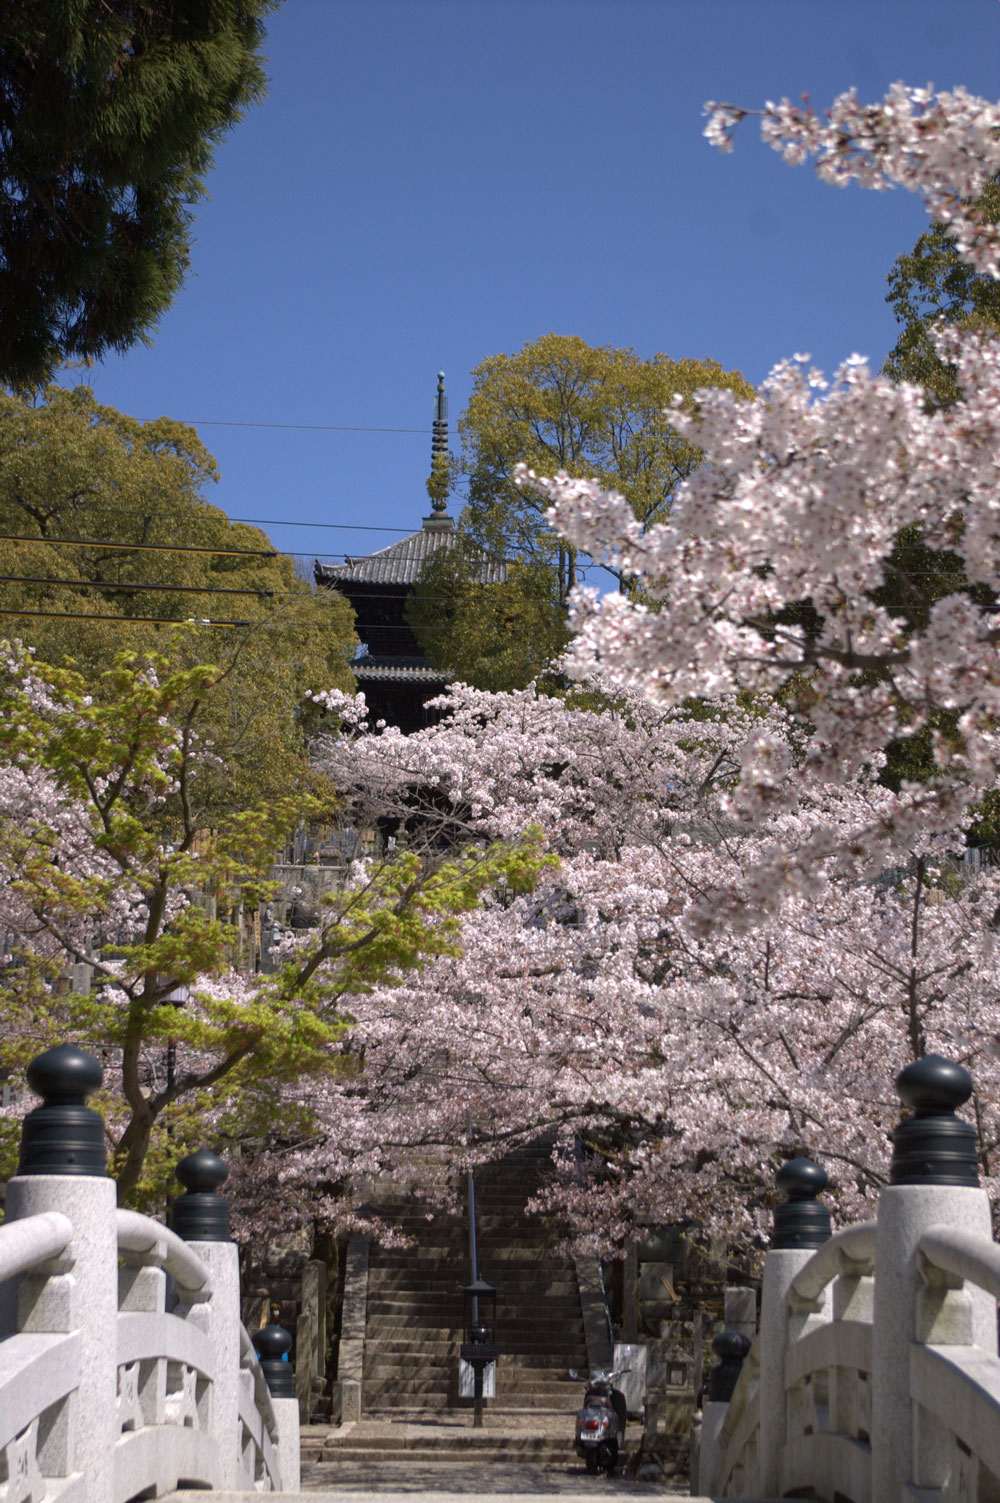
159;980;188;1102
461;1277;499;1428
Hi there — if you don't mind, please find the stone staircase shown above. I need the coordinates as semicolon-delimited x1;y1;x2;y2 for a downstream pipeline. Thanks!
313;1140;590;1465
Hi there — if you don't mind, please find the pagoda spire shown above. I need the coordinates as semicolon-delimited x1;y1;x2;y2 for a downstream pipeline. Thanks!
427;370;450;513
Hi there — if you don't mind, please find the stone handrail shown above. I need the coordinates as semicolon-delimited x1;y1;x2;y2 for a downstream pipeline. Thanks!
0;1043;300;1500
0;1210;73;1281
116;1207;212;1297
707;1055;1000;1501
786;1220;876;1309
240;1318;280;1436
917;1222;1000;1302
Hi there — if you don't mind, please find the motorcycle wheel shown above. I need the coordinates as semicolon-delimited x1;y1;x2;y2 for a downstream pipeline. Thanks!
585;1451;599;1475
603;1439;619;1473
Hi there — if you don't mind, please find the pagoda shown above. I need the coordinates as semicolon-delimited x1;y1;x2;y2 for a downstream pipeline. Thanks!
315;374;506;734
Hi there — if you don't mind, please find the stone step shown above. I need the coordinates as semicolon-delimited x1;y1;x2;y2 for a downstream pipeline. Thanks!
309;1440;572;1463
361;1343;585;1365
364;1307;583;1326
361;1386;581;1410
362;1348;580;1367
359;1383;581;1405
363;1327;585;1350
367;1277;578;1297
370;1243;566;1262
367;1275;580;1291
363;1369;580;1393
368;1264;577;1283
365;1297;582;1315
364;1329;585;1348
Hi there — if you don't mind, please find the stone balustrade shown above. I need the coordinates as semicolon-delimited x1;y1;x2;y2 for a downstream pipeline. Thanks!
699;1053;1000;1502
0;1044;299;1501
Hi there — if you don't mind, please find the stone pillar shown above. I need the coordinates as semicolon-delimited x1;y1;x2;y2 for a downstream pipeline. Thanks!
5;1045;117;1503
334;1235;369;1425
696;1329;751;1497
723;1285;756;1340
272;1397;301;1491
871;1055;995;1503
172;1150;241;1490
758;1157;832;1499
252;1324;300;1491
622;1240;638;1342
301;1258;327;1388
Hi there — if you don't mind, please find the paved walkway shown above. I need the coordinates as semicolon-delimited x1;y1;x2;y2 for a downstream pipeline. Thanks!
293;1412;691;1495
166;1412;762;1500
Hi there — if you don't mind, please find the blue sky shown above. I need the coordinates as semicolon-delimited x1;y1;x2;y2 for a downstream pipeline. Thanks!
88;0;1000;577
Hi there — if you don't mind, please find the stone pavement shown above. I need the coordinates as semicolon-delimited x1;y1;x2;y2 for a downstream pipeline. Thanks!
165;1411;771;1500
297;1415;681;1493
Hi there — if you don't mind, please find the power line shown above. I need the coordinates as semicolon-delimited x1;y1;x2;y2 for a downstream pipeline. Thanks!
0;575;273;598
233;518;413;532
140;419;432;435
0;533;276;558
17;503;437;534
0;608;250;626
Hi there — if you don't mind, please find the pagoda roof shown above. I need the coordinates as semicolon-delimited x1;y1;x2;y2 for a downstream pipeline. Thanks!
351;655;451;685
316;513;507;589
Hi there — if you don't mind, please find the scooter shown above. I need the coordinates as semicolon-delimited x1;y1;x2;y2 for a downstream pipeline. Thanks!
570;1366;629;1474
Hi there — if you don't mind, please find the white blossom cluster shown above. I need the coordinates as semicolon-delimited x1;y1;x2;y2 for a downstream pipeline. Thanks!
514;84;1000;911
232;684;1000;1249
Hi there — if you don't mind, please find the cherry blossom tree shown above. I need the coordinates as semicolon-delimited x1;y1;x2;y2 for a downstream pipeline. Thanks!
227;681;1000;1250
512;84;1000;925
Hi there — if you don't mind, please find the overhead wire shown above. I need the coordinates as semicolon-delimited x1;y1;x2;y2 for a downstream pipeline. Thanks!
0;608;250;626
0;532;275;557
135;419;433;434
0;575;273;597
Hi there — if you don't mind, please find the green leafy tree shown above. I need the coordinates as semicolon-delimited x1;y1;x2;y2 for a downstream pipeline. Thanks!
407;542;569;692
458;333;755;601
884;178;1000;407
0;0;279;388
0;643;550;1203
0;379;358;809
879;189;1000;817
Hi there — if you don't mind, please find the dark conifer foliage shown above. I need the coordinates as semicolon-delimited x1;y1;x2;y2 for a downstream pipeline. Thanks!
0;1;278;388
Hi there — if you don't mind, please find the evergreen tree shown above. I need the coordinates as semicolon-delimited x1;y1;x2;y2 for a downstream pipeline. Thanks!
0;0;278;387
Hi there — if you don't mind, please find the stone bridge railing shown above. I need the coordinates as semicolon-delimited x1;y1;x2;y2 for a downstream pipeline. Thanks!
0;1045;300;1502
698;1054;1000;1503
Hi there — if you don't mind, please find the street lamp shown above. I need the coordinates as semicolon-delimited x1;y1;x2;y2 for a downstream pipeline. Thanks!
460;1277;499;1428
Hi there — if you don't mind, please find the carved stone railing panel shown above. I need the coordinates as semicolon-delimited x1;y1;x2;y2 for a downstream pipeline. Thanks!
0;1048;299;1500
235;1327;281;1491
911;1344;1000;1499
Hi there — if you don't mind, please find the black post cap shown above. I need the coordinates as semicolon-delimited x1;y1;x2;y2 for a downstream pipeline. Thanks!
891;1054;979;1186
16;1044;107;1177
706;1329;752;1402
252;1323;295;1398
170;1149;231;1241
772;1156;832;1249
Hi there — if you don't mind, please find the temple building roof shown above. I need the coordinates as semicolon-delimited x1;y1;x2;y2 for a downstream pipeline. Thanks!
315;512;506;589
350;654;450;684
311;372;506;733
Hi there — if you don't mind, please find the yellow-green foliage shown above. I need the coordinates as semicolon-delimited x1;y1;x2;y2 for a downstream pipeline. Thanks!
0;643;552;1206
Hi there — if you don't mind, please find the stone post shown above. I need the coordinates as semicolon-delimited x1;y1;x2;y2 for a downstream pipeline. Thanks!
871;1055;995;1502
172;1149;241;1491
697;1328;752;1497
758;1157;832;1499
301;1258;327;1391
5;1045;118;1503
253;1324;300;1491
334;1234;369;1425
622;1240;639;1342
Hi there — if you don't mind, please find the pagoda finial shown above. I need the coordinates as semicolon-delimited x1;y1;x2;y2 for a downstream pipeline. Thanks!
427;370;450;513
